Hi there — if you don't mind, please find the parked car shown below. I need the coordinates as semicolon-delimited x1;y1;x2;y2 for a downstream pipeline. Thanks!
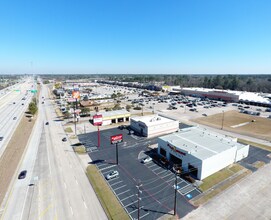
141;156;152;164
45;122;49;125
106;170;119;180
18;170;27;179
0;136;3;141
62;137;67;142
13;117;17;120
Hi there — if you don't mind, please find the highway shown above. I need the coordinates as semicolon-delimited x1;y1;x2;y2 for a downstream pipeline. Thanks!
1;83;107;220
0;78;34;157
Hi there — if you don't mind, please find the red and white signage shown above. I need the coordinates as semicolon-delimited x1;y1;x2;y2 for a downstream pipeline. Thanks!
72;91;80;99
111;134;123;144
93;114;103;126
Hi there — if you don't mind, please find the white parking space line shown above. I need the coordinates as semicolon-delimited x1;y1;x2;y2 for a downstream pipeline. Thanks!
120;194;135;202
100;164;116;171
183;187;196;195
114;185;127;191
166;177;175;183
117;189;130;196
156;170;168;175
110;180;123;187
161;172;172;179
140;212;150;219
152;167;161;171
146;163;156;168
124;200;137;208
97;163;108;168
129;209;138;214
108;177;119;182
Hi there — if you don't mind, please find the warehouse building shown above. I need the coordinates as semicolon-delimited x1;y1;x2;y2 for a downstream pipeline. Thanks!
130;114;179;137
158;126;249;180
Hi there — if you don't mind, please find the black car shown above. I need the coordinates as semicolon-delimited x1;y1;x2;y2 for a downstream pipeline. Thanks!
62;137;67;142
45;122;49;125
18;170;27;179
0;136;3;141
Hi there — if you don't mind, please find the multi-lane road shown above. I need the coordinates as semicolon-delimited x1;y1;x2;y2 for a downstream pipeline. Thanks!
0;79;34;157
1;83;107;220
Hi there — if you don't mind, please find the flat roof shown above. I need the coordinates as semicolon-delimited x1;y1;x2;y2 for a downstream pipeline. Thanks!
177;87;271;104
100;109;130;117
131;114;176;126
159;126;247;160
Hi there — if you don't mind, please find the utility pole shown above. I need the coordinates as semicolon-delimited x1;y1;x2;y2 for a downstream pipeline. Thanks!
221;110;225;130
174;172;178;216
136;183;142;220
115;142;118;165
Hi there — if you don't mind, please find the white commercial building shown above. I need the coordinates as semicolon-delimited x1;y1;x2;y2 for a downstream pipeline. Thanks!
130;114;179;137
158;126;249;180
92;110;131;126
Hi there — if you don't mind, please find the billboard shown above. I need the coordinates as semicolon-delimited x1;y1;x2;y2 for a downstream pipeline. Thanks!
72;91;80;99
111;134;123;144
93;114;103;126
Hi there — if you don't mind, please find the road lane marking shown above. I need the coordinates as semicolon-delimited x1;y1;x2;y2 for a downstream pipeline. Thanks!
108;177;119;182
120;194;135;202
83;201;87;209
146;164;156;168
113;185;127;191
166;177;175;183
64;182;67;189
38;203;53;219
117;189;130;196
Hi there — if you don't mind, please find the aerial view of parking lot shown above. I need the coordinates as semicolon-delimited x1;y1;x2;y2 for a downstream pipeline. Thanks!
1;1;271;220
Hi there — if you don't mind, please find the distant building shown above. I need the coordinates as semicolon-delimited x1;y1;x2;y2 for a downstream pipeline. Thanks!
130;114;179;138
158;126;249;180
173;87;271;107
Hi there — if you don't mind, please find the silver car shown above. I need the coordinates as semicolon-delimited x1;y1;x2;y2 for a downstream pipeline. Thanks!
141;156;152;164
106;170;119;180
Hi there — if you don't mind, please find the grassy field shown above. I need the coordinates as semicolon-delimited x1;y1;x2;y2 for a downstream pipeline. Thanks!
193;110;271;141
86;165;130;220
194;168;251;206
64;127;73;133
199;164;244;192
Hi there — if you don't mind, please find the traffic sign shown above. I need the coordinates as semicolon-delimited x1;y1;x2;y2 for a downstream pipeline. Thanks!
93;114;103;126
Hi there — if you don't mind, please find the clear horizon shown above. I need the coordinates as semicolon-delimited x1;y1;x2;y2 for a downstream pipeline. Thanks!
0;0;271;75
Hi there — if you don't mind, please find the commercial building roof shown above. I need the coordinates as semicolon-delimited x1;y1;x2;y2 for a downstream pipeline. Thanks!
131;114;175;126
160;126;247;160
176;87;271;104
101;109;130;118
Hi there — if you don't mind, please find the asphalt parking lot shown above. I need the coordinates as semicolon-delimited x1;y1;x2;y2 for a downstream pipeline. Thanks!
239;145;271;172
78;127;198;219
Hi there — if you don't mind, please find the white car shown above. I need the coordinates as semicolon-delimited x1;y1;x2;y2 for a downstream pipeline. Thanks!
141;156;152;164
106;170;119;180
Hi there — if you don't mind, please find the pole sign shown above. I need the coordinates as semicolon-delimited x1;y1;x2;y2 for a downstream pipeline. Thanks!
72;91;80;99
68;98;76;102
93;114;103;126
111;134;123;144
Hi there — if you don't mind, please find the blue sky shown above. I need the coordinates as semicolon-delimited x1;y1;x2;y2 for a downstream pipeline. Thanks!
0;0;270;74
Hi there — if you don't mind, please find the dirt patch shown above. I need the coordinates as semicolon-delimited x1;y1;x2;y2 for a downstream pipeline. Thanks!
193;110;271;141
0;114;36;206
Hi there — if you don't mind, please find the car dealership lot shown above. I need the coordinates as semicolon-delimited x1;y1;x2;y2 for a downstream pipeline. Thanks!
79;127;198;219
